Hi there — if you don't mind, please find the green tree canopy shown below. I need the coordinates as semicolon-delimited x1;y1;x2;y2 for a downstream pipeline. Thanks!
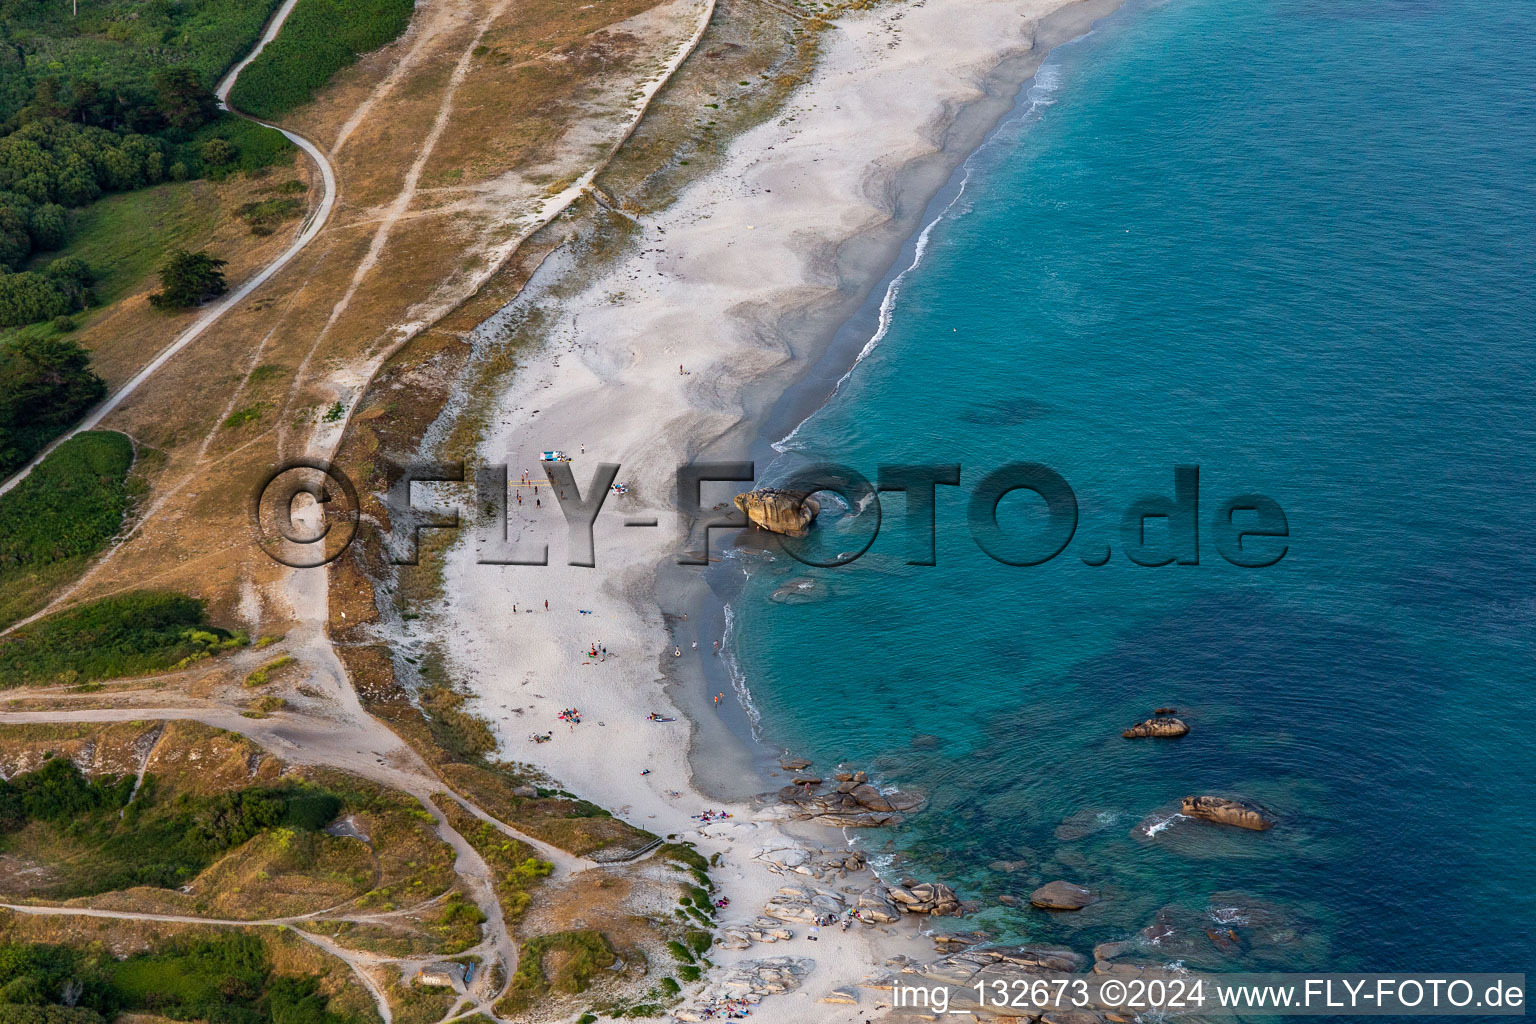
149;248;227;309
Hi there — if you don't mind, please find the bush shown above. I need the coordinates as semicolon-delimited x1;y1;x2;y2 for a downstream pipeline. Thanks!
0;430;133;576
0;334;106;474
497;931;614;1015
148;248;227;308
0;590;227;688
0;272;69;326
238;196;303;235
27;204;67;251
201;137;238;167
227;0;415;119
0;1006;107;1024
0;763;346;897
0;757;134;832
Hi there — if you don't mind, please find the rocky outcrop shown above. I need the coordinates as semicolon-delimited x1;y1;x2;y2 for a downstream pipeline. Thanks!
751;836;866;883
735;489;820;537
1181;795;1274;830
675;956;815;1020
1122;717;1189;739
932;931;989;952
1031;880;1097;910
855;885;902;923
718;917;796;949
723;956;813;995
762;884;845;923
775;768;926;827
880;879;963;917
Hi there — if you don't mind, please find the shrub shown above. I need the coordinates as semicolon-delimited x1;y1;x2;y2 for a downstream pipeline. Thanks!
201;137;237;167
27;203;68;250
0;430;133;580
0;334;106;474
0;590;226;688
148;248;227;308
238;196;302;235
227;0;414;118
497;931;614;1014
0;757;134;832
0;272;70;326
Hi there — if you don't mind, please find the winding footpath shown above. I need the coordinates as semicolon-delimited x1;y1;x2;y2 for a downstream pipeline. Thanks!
0;0;337;499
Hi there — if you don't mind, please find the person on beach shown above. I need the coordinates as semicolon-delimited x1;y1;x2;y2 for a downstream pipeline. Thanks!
545;600;548;611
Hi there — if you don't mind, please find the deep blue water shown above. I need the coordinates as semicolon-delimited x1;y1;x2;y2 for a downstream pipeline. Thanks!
727;0;1536;979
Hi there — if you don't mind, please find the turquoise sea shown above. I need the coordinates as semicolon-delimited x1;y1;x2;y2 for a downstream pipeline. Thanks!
726;0;1536;979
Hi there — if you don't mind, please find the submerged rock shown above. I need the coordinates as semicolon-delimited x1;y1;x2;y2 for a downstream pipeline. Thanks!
1031;880;1097;910
1055;808;1117;841
735;489;820;537
1181;795;1275;831
1123;717;1190;739
770;577;825;604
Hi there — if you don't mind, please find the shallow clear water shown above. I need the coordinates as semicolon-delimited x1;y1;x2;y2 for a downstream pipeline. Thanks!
728;0;1536;976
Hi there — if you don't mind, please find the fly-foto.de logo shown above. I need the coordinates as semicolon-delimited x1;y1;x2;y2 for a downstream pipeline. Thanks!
251;459;1288;570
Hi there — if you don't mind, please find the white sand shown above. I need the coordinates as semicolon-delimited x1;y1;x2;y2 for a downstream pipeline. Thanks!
436;0;1121;1016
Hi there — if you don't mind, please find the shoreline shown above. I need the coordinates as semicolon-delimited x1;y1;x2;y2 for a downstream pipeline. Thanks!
436;0;1132;1014
679;0;1131;802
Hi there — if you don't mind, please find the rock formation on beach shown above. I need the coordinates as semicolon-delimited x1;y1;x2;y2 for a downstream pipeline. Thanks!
735;488;821;537
1122;716;1190;738
881;878;965;917
774;767;926;827
1181;795;1275;830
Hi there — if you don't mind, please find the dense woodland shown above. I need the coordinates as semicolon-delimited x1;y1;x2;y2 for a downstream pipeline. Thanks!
0;0;288;472
0;0;416;475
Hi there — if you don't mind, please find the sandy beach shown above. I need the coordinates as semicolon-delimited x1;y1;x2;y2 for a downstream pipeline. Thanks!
434;0;1127;1015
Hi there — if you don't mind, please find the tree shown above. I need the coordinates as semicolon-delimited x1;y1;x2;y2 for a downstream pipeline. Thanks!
44;255;93;308
148;249;226;309
0;334;104;425
28;202;66;250
201;137;236;167
0;272;70;325
152;67;217;134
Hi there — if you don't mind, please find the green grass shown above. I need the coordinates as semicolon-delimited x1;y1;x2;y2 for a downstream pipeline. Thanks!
0;590;241;688
24;181;217;308
10;119;292;313
227;0;415;119
496;930;615;1015
188;115;297;177
0;933;367;1024
0;757;344;897
0;431;135;629
222;403;266;428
